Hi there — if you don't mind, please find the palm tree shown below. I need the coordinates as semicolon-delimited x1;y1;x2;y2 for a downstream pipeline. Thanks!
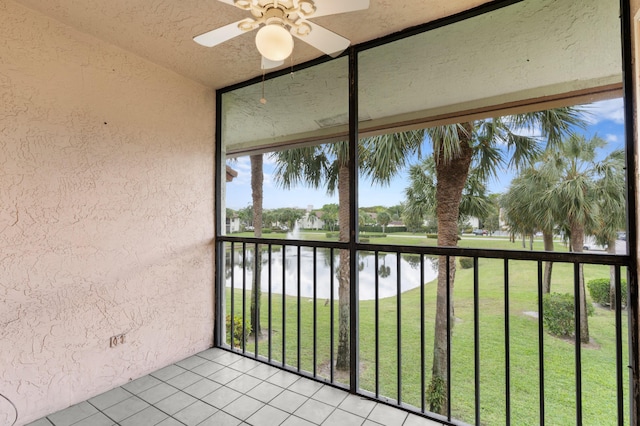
274;207;304;231
320;204;339;231
405;157;492;231
378;264;391;278
400;108;585;414
250;154;263;336
376;211;391;232
540;134;615;342
237;205;253;229
303;210;317;230
502;164;557;292
358;209;371;229
592;149;626;307
273;132;424;371
483;194;501;236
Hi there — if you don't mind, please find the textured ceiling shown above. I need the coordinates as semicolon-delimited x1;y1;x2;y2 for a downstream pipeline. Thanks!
12;0;493;89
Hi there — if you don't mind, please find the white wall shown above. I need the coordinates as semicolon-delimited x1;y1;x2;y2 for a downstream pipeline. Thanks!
0;1;215;424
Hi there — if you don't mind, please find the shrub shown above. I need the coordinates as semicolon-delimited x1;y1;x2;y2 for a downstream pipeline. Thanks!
587;278;627;306
587;278;609;305
262;229;272;234
459;257;474;269
359;225;406;233
426;233;438;239
359;233;387;238
226;315;251;346
360;225;383;233
542;293;594;337
385;226;407;233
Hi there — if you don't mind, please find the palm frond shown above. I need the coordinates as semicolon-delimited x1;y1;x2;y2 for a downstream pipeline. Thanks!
509;107;588;150
460;169;491;219
404;158;437;220
272;145;329;190
427;123;469;164
506;133;543;170
360;130;424;185
473;136;504;181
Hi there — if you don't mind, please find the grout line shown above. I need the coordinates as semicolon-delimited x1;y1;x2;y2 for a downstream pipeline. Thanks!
40;349;427;426
83;399;120;425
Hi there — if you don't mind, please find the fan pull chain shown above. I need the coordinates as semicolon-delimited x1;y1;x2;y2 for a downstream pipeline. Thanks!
290;54;295;79
260;68;267;104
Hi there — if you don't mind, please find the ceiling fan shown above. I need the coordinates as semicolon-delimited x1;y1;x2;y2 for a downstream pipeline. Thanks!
194;0;370;69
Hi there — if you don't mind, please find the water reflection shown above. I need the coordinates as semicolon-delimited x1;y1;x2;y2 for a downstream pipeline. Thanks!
225;247;438;300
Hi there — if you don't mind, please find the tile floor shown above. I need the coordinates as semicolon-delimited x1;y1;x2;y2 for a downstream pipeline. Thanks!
29;348;443;426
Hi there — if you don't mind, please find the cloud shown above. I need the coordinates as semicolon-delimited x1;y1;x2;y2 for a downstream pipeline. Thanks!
264;153;278;166
227;157;252;185
263;171;274;188
511;125;542;139
226;156;278;184
605;134;619;143
584;98;625;125
501;116;545;140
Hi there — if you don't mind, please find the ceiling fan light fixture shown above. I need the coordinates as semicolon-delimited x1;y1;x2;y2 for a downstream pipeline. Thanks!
255;24;294;61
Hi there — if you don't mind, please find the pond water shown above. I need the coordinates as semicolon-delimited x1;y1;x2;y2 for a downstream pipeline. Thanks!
225;246;438;300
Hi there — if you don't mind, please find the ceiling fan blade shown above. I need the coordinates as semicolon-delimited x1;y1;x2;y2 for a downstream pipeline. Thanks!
217;0;254;9
293;21;350;57
193;19;255;47
311;0;370;18
261;56;285;70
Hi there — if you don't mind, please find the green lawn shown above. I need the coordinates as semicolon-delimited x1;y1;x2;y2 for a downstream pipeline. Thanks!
224;236;628;425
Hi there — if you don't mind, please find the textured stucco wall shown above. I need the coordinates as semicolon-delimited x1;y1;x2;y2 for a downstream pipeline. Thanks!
0;1;215;424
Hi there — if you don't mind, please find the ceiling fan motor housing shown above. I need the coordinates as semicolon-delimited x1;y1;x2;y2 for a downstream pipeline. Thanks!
247;1;314;37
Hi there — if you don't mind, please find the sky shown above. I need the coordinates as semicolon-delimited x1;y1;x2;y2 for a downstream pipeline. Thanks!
225;98;626;211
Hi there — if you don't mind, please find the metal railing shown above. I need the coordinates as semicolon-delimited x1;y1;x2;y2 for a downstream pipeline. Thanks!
215;236;631;425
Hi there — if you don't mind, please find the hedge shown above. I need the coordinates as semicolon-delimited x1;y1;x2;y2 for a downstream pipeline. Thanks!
360;225;408;233
542;293;594;337
587;278;627;306
326;232;385;240
459;257;474;269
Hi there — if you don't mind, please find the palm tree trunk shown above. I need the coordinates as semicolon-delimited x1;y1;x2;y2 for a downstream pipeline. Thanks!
569;223;589;343
250;154;263;336
430;125;474;414
336;163;350;371
542;231;554;294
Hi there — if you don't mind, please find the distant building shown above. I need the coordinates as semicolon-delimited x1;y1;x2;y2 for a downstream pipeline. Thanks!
298;211;324;230
468;217;480;229
226;215;240;233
